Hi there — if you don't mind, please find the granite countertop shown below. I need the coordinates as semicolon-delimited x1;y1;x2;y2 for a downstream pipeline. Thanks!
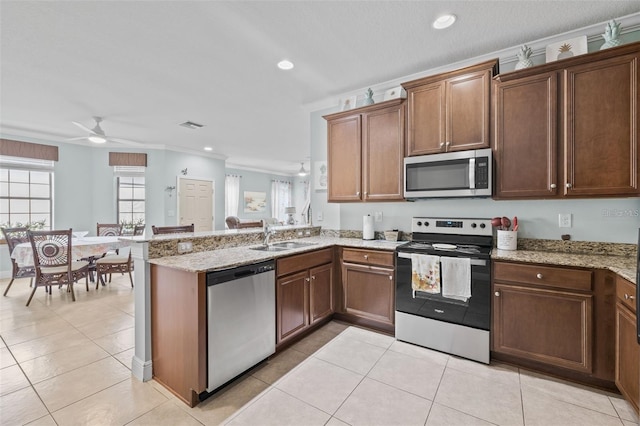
147;236;404;273
493;249;636;284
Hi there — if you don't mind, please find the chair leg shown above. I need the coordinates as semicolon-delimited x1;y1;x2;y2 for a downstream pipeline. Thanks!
25;286;38;306
128;270;134;287
3;277;15;296
85;274;89;291
69;283;76;302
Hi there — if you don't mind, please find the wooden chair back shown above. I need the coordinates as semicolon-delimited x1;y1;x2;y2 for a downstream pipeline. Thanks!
151;224;194;235
97;223;123;236
1;227;36;295
28;229;73;269
133;225;145;236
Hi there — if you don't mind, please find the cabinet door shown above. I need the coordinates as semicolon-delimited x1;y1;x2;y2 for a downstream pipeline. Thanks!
309;263;333;325
406;81;445;155
277;271;309;344
362;103;405;201
616;302;639;413
564;53;639;196
327;114;362;201
446;69;492;151
493;283;593;373
494;72;558;198
342;262;394;326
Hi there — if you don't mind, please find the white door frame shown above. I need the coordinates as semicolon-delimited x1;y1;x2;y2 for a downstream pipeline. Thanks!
176;175;215;229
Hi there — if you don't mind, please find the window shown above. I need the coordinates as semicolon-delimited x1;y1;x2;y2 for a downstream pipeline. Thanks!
271;180;292;222
0;158;53;230
117;175;145;226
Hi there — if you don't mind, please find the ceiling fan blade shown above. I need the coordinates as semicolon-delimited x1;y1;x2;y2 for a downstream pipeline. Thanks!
65;136;88;141
72;121;95;134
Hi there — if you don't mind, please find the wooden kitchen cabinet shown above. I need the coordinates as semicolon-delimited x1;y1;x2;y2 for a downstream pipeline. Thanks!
324;98;405;202
494;42;640;199
615;276;639;413
338;248;395;332
276;248;334;346
402;59;498;156
492;261;594;374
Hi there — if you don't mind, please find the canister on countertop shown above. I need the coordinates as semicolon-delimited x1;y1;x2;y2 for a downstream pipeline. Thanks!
363;215;374;240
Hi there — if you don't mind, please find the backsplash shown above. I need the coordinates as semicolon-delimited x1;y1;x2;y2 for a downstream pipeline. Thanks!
517;238;637;257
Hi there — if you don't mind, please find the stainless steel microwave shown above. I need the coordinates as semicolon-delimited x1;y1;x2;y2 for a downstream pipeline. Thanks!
404;148;492;199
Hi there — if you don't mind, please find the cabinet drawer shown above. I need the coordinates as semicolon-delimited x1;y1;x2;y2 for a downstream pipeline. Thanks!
277;248;333;277
342;248;394;267
494;262;592;292
616;276;637;313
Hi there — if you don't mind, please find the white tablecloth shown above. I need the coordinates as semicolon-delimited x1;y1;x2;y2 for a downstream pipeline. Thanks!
11;236;130;267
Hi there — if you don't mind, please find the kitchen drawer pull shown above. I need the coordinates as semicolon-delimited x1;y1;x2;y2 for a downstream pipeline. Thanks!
566;183;572;188
536;273;543;279
364;255;368;259
624;294;636;300
495;291;500;297
550;183;557;189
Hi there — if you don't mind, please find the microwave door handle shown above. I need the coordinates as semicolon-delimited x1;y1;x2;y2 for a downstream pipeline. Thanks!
469;158;476;189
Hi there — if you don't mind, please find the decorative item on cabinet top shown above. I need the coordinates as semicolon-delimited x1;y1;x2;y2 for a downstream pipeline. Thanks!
383;86;407;101
600;19;622;50
341;95;358;111
363;88;375;106
515;45;534;70
545;36;587;63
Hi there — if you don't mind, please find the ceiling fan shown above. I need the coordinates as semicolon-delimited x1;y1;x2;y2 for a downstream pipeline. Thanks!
69;116;141;146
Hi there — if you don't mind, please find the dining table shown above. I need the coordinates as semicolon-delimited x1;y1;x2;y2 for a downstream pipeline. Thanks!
10;236;131;267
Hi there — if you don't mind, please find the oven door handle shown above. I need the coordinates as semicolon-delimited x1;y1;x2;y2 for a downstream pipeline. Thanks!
397;252;487;266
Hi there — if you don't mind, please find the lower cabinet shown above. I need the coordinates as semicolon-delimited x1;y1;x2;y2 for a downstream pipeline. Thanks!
615;276;639;414
338;248;395;331
492;261;596;375
276;248;334;346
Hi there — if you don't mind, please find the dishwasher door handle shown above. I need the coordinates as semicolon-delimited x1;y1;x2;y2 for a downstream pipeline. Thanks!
234;269;257;279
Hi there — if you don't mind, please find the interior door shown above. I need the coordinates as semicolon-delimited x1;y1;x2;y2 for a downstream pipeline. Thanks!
178;178;214;231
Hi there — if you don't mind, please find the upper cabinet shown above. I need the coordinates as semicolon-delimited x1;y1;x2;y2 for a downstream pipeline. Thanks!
494;42;640;199
402;59;499;156
324;99;405;202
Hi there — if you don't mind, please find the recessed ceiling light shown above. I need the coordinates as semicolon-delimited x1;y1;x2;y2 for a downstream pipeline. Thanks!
204;146;213;151
433;14;456;29
277;60;294;70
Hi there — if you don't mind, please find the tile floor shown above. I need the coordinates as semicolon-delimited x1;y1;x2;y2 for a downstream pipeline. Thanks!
0;274;638;426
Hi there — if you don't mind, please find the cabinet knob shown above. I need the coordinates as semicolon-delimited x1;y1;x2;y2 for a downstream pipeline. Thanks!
440;142;445;148
311;275;316;280
364;254;368;259
305;277;310;282
625;294;636;300
494;291;500;297
389;275;393;280
566;183;572;188
356;191;360;196
550;183;557;189
364;191;368;196
445;141;451;146
536;273;543;279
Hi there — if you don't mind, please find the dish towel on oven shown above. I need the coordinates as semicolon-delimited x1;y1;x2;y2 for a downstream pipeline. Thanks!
410;253;440;297
440;257;471;302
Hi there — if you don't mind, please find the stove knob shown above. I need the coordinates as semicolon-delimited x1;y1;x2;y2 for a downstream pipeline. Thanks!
479;223;486;229
416;221;422;226
471;223;477;228
424;222;429;227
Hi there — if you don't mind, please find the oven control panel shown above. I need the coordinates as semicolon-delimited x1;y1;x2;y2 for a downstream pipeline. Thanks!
411;217;492;236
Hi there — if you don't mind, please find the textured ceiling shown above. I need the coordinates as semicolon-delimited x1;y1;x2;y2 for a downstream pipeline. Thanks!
2;1;640;175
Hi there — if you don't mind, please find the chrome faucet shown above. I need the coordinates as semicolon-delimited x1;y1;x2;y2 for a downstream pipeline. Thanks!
263;224;276;246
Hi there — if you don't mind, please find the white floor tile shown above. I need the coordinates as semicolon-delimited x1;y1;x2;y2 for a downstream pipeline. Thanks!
426;402;495;426
334;377;431;426
314;335;386;375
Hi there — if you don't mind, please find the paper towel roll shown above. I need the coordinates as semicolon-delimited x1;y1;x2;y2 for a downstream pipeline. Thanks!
363;215;374;240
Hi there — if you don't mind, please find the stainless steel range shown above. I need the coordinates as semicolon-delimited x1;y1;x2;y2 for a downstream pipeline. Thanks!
395;217;492;363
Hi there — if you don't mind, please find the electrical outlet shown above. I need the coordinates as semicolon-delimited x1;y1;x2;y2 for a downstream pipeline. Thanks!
177;241;193;253
305;230;311;236
558;213;572;228
297;231;303;236
374;211;383;222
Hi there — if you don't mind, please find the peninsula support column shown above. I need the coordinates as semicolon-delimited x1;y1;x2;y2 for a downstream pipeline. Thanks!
130;241;152;381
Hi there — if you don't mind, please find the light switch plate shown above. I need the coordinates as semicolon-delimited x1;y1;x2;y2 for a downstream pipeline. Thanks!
374;212;383;222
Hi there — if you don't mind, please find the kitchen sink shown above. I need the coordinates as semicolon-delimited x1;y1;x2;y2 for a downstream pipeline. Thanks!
270;241;317;249
250;245;289;252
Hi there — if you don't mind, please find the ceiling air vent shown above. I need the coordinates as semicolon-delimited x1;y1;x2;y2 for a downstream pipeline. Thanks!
179;121;205;129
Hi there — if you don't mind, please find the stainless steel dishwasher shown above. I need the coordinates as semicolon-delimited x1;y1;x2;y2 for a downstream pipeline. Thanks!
206;260;275;393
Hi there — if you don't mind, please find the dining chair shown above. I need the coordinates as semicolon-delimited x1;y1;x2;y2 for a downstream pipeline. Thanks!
151;224;194;235
96;223;123;236
1;227;36;296
133;224;145;236
95;251;134;288
27;229;90;306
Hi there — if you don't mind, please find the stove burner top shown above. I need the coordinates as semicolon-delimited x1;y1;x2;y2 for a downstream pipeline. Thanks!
404;242;483;255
